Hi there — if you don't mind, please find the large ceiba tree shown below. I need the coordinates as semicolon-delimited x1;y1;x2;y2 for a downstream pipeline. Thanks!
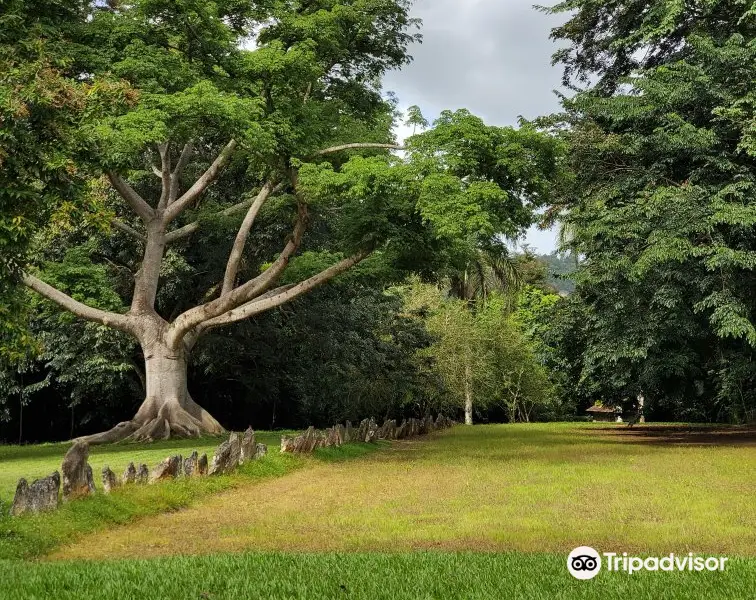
15;0;563;442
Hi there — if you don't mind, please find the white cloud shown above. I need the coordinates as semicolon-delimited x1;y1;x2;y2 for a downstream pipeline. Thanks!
386;0;569;253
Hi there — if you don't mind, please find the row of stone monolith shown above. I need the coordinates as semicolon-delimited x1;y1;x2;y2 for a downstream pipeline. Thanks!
279;414;455;454
9;427;268;516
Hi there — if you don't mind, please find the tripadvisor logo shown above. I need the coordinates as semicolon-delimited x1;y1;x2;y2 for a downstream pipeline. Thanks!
568;546;602;580
567;547;729;580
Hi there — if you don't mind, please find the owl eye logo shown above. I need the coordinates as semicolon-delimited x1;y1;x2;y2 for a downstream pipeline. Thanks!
567;547;602;579
571;555;598;571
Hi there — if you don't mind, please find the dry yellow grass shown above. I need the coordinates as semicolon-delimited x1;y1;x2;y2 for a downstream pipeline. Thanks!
50;423;756;561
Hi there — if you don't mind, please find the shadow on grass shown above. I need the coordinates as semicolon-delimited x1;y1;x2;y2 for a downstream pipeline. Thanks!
588;424;756;447
380;423;756;469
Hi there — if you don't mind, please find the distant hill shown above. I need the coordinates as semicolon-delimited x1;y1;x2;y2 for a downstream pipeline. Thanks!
537;252;577;295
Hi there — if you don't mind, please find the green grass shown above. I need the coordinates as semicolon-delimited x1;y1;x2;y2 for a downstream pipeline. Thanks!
3;423;756;598
59;422;755;559
1;552;754;599
0;433;380;561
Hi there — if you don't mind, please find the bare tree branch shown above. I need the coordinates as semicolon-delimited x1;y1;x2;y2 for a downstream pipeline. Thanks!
157;142;172;210
170;141;194;205
164;140;238;223
166;205;308;348
197;251;370;332
107;172;155;222
23;273;134;334
165;199;248;244
221;180;277;296
314;143;403;156
111;218;146;243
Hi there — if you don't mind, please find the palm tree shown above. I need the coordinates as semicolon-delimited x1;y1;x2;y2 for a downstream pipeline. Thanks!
448;246;522;307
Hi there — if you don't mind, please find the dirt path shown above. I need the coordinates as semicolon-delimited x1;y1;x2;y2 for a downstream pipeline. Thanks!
50;424;756;560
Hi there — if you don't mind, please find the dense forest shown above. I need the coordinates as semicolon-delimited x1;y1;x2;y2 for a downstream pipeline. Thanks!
1;0;754;443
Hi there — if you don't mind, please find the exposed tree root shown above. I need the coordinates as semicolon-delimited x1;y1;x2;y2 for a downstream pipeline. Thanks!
75;396;224;445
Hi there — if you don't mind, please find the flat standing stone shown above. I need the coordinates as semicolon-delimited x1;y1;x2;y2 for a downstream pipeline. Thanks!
136;464;149;484
149;455;182;483
228;432;242;466
324;427;341;447
209;434;242;475
334;424;346;444
101;466;119;494
280;427;322;454
122;462;137;484
357;419;369;442
10;472;60;516
280;436;296;453
378;419;397;440
240;427;256;463
184;451;199;476
197;454;208;475
61;442;95;501
365;418;378;443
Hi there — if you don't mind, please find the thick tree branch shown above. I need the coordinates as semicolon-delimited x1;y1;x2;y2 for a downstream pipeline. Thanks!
314;143;403;156
184;284;295;349
164;140;238;223
166;205;308;348
22;274;134;334
107;172;155;222
195;284;295;338
157;142;172;210
197;251;370;332
170;141;194;205
111;218;146;243
131;221;167;313
221;180;277;296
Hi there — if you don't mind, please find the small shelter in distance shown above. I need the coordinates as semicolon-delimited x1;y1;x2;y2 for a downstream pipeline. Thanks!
586;404;622;423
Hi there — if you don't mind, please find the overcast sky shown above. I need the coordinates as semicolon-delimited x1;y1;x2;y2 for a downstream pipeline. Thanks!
384;0;568;254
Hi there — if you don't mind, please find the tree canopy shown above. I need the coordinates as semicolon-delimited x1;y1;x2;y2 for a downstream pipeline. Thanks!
4;0;753;441
0;0;566;441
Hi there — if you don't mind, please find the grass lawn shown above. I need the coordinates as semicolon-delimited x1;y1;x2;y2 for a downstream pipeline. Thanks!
52;423;756;559
0;432;380;560
3;423;755;598
2;552;755;599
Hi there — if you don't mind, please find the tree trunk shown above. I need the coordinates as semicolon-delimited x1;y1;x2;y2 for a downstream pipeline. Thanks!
638;392;646;424
464;363;473;425
77;337;224;444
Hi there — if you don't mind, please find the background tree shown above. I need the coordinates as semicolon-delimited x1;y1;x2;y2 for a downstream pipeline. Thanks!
401;281;554;424
542;0;756;422
0;0;123;362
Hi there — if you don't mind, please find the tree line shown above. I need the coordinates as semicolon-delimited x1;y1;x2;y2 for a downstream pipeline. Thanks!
1;0;754;443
